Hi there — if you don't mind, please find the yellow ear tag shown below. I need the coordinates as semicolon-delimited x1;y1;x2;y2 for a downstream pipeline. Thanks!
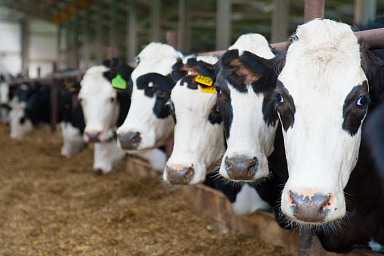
195;75;216;94
112;74;127;90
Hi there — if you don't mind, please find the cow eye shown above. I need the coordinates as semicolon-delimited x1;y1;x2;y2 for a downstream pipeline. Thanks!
356;96;369;107
156;90;167;99
216;105;220;112
165;100;174;113
273;93;284;104
110;97;117;103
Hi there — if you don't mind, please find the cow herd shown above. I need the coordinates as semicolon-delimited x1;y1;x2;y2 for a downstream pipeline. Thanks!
1;18;384;254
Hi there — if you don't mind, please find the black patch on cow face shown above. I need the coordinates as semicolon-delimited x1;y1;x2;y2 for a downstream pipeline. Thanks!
102;58;134;91
262;90;279;127
208;98;222;125
342;83;370;136
273;80;296;132
216;76;233;140
136;72;176;119
171;58;187;81
19;116;26;124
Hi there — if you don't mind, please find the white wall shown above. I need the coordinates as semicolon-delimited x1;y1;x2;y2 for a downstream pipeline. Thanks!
0;21;22;76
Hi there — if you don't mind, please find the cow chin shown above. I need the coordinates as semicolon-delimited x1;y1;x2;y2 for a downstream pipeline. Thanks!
280;184;346;227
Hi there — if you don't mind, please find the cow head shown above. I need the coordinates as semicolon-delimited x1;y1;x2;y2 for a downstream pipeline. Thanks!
164;55;223;185
216;34;279;182
275;19;383;225
60;122;86;157
116;42;182;151
79;59;132;143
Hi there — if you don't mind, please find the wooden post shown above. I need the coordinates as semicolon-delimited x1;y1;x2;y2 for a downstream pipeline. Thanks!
127;0;137;62
166;31;178;49
56;24;61;71
83;7;90;68
354;0;376;24
271;0;289;43
110;0;117;48
304;0;324;23
178;0;191;52
150;0;160;42
21;16;28;77
216;0;231;50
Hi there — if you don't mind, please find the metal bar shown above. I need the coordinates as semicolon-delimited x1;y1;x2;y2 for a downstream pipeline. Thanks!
271;0;289;43
20;16;28;77
110;0;117;48
83;7;90;69
56;24;61;71
178;0;191;52
216;0;231;50
150;0;160;42
50;62;58;132
65;20;71;69
354;0;376;24
304;0;324;23
96;0;103;64
166;31;178;49
127;0;137;61
73;14;79;69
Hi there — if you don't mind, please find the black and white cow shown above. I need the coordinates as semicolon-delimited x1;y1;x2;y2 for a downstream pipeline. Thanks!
80;59;166;174
116;42;183;151
59;79;86;158
0;75;12;124
9;83;52;139
272;19;384;251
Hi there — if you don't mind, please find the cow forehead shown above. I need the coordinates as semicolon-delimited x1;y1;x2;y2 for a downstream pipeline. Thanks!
279;19;366;104
171;82;216;109
80;67;116;98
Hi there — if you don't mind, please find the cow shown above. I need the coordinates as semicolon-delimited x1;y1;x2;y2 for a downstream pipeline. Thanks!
116;42;183;151
9;83;52;139
0;74;12;124
79;58;166;174
272;19;384;251
59;79;86;158
215;33;281;182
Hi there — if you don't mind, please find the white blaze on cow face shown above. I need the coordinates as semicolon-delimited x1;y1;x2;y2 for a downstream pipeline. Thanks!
277;19;369;224
164;56;223;185
79;66;120;143
217;33;277;182
9;102;34;139
60;122;85;158
117;43;183;151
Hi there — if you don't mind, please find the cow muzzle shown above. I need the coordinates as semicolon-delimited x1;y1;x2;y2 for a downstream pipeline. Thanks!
287;190;333;223
164;165;195;185
84;131;102;143
117;131;142;150
224;155;258;181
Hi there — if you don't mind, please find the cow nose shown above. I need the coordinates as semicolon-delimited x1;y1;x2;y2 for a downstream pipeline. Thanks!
165;166;195;185
224;155;258;181
288;190;332;223
117;131;142;150
85;132;101;142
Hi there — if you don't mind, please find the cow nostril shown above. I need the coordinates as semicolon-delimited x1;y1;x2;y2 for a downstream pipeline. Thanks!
224;156;258;181
85;132;101;142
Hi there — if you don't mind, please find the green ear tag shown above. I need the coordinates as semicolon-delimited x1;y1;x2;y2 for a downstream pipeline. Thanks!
112;74;127;90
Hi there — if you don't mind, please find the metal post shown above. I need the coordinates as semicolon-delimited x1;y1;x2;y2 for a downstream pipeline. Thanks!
304;0;324;23
56;24;61;71
354;0;376;24
21;16;28;76
127;0;137;61
166;31;178;49
50;62;58;132
83;7;90;68
216;0;231;50
178;0;191;52
150;0;160;42
65;20;71;69
73;14;79;69
96;0;103;64
271;0;289;43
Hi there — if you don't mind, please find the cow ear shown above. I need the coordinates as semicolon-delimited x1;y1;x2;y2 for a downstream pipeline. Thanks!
171;58;189;81
195;60;216;81
102;59;111;67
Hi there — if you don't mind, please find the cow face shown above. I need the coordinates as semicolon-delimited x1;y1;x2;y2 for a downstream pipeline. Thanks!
217;49;279;182
60;122;85;157
276;19;371;225
116;43;183;151
79;66;120;143
93;141;126;174
164;56;224;185
9;102;33;139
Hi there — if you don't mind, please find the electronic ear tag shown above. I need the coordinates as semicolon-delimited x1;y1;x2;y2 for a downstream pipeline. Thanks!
196;75;215;94
112;74;127;90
